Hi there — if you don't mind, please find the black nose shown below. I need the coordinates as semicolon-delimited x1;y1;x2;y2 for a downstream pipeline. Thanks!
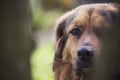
77;46;94;62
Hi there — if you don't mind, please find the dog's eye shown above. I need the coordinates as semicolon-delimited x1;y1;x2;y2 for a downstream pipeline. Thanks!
70;28;80;36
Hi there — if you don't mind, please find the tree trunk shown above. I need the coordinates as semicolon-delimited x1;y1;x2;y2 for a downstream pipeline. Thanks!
0;0;34;80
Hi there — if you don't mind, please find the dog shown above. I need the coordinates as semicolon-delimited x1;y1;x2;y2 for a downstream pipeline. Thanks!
53;3;120;80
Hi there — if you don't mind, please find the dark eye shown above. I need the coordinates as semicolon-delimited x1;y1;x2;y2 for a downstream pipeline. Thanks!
70;28;80;36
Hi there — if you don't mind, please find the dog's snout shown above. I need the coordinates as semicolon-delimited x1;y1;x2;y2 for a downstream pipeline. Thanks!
77;46;94;62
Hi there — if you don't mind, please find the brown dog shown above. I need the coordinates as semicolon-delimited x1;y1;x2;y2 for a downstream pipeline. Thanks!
53;3;120;80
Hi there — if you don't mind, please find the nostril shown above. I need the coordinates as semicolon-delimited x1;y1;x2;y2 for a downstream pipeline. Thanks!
77;47;94;61
77;48;85;56
85;51;93;57
77;51;82;57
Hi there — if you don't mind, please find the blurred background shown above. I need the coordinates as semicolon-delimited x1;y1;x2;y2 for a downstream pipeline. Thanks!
1;0;118;80
30;0;74;80
30;0;120;80
0;0;74;80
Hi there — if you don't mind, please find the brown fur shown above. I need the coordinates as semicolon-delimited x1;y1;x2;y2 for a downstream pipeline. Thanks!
53;3;120;80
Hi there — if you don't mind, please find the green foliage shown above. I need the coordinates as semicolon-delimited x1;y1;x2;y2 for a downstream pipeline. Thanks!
31;1;64;80
32;8;62;31
31;42;54;80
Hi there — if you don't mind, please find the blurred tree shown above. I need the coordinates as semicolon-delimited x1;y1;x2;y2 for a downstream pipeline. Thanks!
58;0;74;9
0;0;34;80
41;0;74;10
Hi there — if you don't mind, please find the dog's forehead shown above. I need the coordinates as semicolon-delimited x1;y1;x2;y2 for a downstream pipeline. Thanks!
67;3;118;29
75;3;117;12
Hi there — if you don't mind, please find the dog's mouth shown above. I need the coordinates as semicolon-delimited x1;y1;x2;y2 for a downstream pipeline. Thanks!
73;60;93;77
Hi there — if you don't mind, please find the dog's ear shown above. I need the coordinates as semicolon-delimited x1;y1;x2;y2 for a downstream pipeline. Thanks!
114;3;120;18
54;12;71;59
53;11;74;71
110;3;120;25
113;3;120;11
54;10;75;59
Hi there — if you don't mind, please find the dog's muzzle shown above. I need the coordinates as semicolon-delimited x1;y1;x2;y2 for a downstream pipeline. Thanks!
73;45;94;76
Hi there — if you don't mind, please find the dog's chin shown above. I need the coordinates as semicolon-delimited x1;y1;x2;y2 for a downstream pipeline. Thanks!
82;67;91;75
73;61;93;77
74;67;91;77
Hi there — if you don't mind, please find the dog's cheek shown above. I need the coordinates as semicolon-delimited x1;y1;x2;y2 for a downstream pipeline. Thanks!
62;41;72;62
55;35;68;58
53;37;67;71
62;48;71;63
69;40;79;67
62;37;77;62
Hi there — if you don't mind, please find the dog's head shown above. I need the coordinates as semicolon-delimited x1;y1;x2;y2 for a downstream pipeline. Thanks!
53;3;120;77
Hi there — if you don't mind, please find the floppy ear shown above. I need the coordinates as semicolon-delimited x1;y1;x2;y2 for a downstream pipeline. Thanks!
53;11;74;71
54;10;76;59
55;20;66;59
113;3;120;11
110;3;120;25
54;13;70;59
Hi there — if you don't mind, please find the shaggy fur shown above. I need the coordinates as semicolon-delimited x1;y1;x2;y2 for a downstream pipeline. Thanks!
53;3;120;80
